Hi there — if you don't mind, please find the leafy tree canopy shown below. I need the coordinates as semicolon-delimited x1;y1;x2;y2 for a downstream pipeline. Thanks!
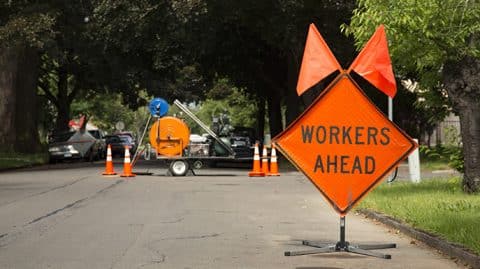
343;0;480;87
0;2;55;48
170;77;257;135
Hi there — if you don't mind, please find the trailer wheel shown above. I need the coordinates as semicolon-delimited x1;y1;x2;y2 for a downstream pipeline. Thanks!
169;160;189;176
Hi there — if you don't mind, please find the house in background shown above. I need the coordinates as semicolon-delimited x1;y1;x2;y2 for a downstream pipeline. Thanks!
428;113;461;147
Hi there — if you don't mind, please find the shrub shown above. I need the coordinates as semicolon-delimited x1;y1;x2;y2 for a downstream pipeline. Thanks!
419;144;464;173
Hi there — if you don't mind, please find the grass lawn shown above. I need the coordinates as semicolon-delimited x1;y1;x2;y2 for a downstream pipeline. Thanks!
358;177;480;255
0;153;48;170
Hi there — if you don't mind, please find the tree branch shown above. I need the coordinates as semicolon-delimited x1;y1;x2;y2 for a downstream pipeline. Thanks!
67;82;81;104
38;83;59;108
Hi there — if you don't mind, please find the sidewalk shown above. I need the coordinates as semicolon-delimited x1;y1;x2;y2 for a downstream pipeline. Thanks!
394;162;460;181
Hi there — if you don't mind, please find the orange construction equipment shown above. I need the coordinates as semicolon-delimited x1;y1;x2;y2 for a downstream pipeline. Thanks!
149;116;190;157
267;144;280;176
261;145;269;175
248;142;265;177
102;144;117;176
120;146;135;177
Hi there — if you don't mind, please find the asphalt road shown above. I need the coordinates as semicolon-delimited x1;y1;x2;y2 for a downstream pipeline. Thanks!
0;162;466;269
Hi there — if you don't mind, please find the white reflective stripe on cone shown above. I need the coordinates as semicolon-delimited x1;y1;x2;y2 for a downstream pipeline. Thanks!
271;147;277;162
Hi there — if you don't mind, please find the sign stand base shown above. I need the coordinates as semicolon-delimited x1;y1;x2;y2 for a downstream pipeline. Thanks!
285;216;395;259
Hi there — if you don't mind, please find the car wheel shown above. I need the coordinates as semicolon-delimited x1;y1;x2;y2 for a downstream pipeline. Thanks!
169;160;189;176
85;149;94;162
97;148;104;161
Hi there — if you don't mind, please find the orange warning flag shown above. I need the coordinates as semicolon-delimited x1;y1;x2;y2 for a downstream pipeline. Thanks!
348;25;396;98
296;23;342;96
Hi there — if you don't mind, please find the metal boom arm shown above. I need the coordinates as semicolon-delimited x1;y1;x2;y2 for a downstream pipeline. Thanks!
173;100;234;156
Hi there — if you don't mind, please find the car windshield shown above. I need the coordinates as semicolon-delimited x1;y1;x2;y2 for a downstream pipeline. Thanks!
88;130;101;139
49;131;75;143
106;136;121;144
119;135;132;143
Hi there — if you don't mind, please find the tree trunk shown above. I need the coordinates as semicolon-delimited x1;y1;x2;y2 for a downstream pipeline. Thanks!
14;47;41;153
267;93;282;137
0;45;42;153
0;46;18;152
54;64;71;133
443;56;480;193
285;50;302;125
457;105;480;191
256;97;266;143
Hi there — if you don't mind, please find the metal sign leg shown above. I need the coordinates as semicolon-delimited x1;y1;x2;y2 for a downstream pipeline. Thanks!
284;216;395;259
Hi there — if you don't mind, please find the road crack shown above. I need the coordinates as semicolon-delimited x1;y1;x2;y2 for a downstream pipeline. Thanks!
162;233;221;241
109;224;145;269
0;180;124;248
0;176;89;208
27;180;123;225
159;217;184;224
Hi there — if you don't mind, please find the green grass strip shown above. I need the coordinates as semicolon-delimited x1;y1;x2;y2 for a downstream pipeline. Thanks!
358;177;480;255
0;153;48;170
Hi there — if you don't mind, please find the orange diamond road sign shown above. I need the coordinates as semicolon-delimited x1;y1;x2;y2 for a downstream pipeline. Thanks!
273;74;417;215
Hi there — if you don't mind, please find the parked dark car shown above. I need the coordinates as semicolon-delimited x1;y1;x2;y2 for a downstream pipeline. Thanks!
230;127;256;159
105;134;137;157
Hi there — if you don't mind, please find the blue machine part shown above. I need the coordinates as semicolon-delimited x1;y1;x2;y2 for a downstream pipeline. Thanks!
149;98;169;117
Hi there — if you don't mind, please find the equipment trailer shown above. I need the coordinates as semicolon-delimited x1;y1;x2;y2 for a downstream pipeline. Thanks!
133;98;250;176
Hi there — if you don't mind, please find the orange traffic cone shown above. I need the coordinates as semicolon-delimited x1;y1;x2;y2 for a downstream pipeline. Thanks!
261;145;269;175
267;144;280;176
248;142;265;177
120;146;135;177
102;144;117;176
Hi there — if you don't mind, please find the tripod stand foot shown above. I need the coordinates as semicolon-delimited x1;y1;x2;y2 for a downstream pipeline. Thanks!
302;240;330;248
348;245;392;259
286;217;395;259
286;241;395;259
356;243;396;250
285;245;336;256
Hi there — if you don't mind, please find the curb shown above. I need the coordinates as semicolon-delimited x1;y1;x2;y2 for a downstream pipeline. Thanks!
357;209;480;268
